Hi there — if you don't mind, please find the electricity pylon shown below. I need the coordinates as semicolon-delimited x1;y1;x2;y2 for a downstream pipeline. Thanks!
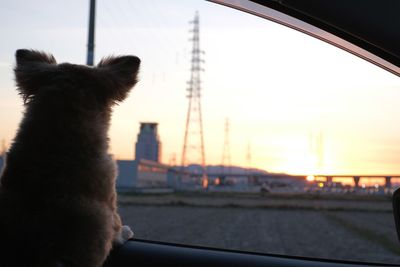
181;11;208;188
221;118;231;175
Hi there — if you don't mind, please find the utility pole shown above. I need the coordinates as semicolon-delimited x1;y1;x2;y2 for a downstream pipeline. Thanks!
181;11;208;188
87;0;96;66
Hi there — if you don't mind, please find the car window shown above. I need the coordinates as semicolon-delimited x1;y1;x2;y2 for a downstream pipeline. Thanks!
1;0;400;264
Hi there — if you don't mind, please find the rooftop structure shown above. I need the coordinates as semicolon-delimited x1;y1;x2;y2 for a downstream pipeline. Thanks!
135;122;161;163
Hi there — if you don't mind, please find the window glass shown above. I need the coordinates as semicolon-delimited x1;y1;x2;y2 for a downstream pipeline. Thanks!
1;0;400;264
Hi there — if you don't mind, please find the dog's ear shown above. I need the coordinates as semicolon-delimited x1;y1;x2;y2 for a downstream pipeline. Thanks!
14;49;58;103
96;55;140;102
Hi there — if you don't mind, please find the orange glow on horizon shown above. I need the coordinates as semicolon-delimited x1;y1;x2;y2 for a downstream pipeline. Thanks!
306;175;315;182
202;177;209;189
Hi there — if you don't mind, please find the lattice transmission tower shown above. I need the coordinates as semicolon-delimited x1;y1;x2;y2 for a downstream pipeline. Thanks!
221;118;231;175
246;141;252;174
181;11;208;186
310;131;324;171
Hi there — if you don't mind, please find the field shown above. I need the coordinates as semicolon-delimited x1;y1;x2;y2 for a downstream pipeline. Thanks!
118;193;400;264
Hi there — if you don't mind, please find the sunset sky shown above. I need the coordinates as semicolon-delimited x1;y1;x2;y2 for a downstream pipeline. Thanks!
1;0;400;177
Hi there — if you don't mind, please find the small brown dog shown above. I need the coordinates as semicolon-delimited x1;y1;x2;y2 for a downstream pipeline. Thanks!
0;50;140;267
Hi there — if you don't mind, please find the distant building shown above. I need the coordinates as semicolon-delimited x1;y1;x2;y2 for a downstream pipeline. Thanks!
116;159;175;191
135;159;171;187
135;122;161;162
116;122;172;191
116;160;138;190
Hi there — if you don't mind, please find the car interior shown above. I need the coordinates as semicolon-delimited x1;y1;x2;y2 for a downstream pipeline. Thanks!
1;0;399;267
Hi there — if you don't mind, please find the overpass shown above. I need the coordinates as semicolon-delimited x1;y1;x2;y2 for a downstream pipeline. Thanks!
185;171;400;188
313;174;400;188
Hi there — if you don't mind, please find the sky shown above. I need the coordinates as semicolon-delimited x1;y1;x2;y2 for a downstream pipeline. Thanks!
1;0;400;179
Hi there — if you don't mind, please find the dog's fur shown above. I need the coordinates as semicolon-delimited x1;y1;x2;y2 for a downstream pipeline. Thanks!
0;49;140;267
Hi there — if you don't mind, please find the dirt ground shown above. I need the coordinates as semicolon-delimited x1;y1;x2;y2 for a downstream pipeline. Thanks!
118;193;400;264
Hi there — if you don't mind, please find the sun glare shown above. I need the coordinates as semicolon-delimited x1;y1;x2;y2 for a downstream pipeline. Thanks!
306;175;315;182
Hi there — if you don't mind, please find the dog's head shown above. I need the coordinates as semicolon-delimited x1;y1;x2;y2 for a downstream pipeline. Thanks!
14;49;140;107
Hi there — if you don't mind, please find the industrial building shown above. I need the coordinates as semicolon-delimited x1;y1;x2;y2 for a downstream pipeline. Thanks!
116;122;172;191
